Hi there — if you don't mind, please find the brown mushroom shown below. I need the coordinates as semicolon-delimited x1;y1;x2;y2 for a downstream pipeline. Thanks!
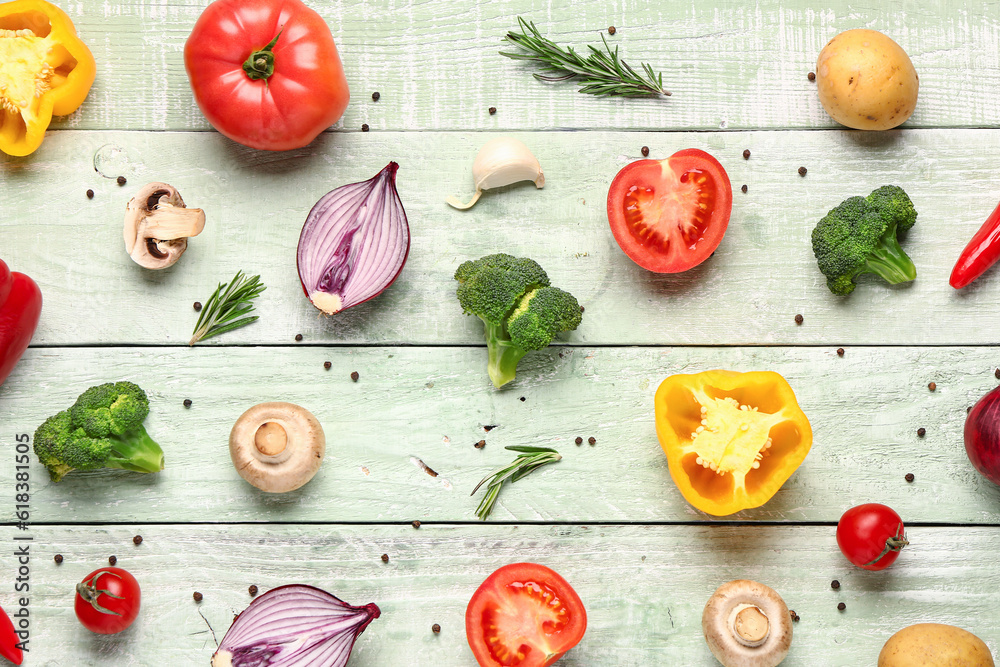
229;402;325;493
703;580;793;667
123;182;206;269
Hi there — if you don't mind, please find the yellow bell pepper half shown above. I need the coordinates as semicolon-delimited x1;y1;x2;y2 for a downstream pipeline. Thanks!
654;370;812;516
0;0;95;157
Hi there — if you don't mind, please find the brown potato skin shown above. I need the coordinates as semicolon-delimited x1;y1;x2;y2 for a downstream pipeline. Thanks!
878;623;995;666
816;29;918;130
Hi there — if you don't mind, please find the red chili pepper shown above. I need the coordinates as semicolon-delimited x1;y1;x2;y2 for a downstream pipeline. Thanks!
0;258;42;388
950;200;1000;289
0;603;23;665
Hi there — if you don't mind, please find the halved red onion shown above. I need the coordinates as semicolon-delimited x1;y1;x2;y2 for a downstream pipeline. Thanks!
210;584;380;667
297;162;410;315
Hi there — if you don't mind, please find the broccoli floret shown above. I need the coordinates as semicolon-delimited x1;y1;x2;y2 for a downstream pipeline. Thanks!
33;381;164;482
455;254;583;388
811;185;918;295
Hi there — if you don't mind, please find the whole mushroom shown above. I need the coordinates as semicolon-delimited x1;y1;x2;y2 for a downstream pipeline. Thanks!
229;402;325;493
123;182;206;269
703;580;793;667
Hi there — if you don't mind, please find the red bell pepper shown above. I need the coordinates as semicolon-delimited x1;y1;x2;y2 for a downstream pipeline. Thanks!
0;259;42;388
0;602;23;665
950;201;1000;289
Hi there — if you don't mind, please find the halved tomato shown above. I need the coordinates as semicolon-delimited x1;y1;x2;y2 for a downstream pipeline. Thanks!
607;148;733;273
466;562;587;667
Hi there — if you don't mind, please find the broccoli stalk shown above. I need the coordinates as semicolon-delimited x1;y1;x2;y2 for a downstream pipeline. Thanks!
34;381;164;482
455;254;583;388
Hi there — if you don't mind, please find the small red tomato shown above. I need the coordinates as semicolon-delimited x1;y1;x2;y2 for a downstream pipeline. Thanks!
466;563;586;667
836;503;909;571
74;567;141;634
184;0;350;151
606;148;733;273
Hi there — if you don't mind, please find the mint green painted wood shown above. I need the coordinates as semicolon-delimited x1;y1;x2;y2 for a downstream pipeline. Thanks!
3;129;1000;346
7;524;998;665
22;0;1000;133
4;345;999;524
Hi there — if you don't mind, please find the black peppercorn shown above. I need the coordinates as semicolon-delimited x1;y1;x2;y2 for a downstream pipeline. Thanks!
412;520;421;529
372;91;380;101
743;149;751;159
54;554;63;564
837;348;845;357
795;314;804;325
608;26;616;35
133;535;143;545
798;166;807;176
831;579;840;589
741;184;748;194
86;189;95;199
361;123;369;132
917;427;925;437
295;333;303;342
183;399;192;408
641;146;649;157
381;554;389;563
995;368;1000;379
193;591;203;602
475;440;486;449
193;301;202;311
588;436;596;445
837;602;846;611
432;623;441;633
789;610;800;621
928;382;936;391
808;72;816;81
905;473;915;483
488;107;496;115
575;437;583;445
324;361;332;370
117;175;127;186
108;555;117;565
249;585;258;597
351;371;360;382
519;396;526;402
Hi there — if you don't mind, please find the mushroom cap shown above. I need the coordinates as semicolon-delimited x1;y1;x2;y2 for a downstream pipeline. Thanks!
229;402;326;493
703;579;792;667
124;182;206;269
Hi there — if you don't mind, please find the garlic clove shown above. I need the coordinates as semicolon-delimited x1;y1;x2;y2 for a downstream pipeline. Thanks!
447;137;544;210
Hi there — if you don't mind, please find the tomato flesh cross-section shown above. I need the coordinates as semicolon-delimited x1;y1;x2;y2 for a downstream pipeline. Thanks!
608;149;733;273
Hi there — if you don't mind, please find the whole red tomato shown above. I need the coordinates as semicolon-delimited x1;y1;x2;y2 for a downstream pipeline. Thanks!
74;567;141;634
184;0;350;151
606;148;733;273
466;563;587;667
836;503;908;571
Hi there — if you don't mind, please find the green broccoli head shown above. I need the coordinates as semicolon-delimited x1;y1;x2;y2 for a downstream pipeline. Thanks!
34;381;164;482
455;255;582;388
811;185;918;295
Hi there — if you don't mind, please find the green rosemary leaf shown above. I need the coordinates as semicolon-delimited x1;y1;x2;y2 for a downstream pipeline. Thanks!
502;17;669;98
189;271;266;345
471;446;562;520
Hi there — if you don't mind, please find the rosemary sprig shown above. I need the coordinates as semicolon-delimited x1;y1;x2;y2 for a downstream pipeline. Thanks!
189;271;266;346
501;17;669;98
471;445;562;520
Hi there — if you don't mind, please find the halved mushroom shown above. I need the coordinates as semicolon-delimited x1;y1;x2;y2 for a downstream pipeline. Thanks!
123;182;206;269
703;580;793;667
229;402;325;493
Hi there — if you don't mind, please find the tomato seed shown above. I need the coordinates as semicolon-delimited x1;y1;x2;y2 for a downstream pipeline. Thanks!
743;149;751;159
193;592;203;602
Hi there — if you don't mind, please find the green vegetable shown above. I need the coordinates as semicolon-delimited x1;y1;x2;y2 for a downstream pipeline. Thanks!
811;185;918;295
33;381;164;482
455;254;582;388
190;270;265;345
471;446;563;520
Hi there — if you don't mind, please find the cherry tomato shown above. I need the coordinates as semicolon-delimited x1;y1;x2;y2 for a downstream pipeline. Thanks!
836;503;909;571
606;148;733;273
466;563;587;667
184;0;350;151
74;567;141;634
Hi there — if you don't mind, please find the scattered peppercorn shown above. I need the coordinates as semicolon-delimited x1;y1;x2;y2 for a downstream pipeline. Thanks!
412;520;421;529
743;149;751;160
488;107;496;115
808;72;816;81
295;333;303;342
483;425;498;432
831;579;840;589
794;314;804;325
86;189;95;199
928;382;936;392
588;436;596;445
54;554;63;564
351;371;360;382
372;91;380;101
108;555;117;565
608;26;616;35
575;437;583;445
381;553;389;563
837;348;845;357
798;166;807;177
789;610;800;622
741;184;748;194
917;427;926;437
249;585;258;597
193;592;203;602
969;405;973;413
519;396;526;402
905;473;915;483
432;623;441;633
133;535;143;545
193;301;202;311
995;368;1000;379
361;123;369;132
117;175;127;186
183;399;192;408
475;440;486;449
641;146;649;157
324;361;332;370
837;602;846;611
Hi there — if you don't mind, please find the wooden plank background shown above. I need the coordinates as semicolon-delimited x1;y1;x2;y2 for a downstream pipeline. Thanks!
1;0;999;664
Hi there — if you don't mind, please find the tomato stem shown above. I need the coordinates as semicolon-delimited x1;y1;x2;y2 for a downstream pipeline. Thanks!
77;571;125;616
242;30;282;81
863;523;909;567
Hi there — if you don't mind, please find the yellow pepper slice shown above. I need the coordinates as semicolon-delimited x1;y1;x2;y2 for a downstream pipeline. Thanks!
654;370;812;516
0;0;95;156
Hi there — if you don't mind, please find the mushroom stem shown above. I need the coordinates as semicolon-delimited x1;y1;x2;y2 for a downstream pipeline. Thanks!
142;200;206;240
730;604;769;648
255;422;288;456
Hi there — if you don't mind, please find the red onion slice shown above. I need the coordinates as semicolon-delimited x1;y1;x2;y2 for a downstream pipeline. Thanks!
211;584;380;667
297;162;410;315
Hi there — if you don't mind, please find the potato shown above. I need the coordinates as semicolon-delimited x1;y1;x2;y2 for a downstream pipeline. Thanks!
816;29;918;130
878;623;995;666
